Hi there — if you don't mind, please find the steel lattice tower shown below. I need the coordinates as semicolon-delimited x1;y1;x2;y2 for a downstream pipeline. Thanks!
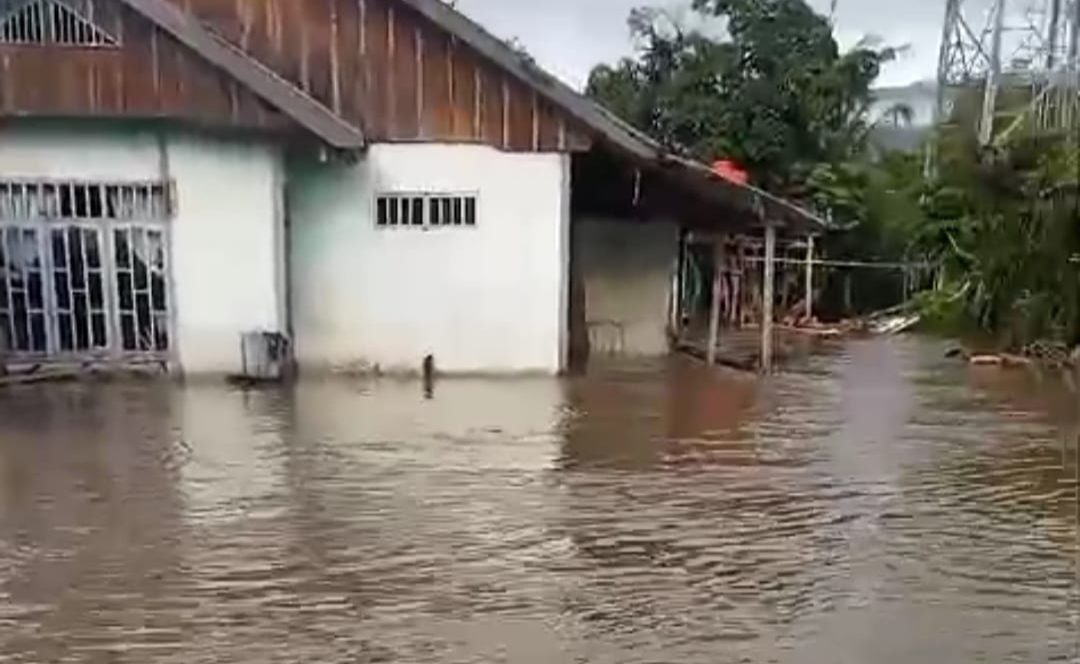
932;0;1079;146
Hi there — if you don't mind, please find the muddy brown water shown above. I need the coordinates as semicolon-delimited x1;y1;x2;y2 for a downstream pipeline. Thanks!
0;336;1078;663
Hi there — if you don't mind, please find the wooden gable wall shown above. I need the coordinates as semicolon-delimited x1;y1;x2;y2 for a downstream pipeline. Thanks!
0;0;287;131
171;0;592;152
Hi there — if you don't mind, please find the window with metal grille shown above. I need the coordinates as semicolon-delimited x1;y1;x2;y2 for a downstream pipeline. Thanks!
375;193;477;229
0;226;48;354
0;180;170;222
48;225;109;353
112;225;170;354
0;0;118;47
0;178;171;360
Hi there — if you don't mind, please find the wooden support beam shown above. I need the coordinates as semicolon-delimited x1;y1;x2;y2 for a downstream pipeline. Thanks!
804;235;815;321
706;239;724;366
762;222;776;373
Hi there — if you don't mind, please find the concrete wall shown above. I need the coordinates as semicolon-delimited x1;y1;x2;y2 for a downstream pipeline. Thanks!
575;217;678;357
289;143;571;374
0;123;285;375
167;136;285;374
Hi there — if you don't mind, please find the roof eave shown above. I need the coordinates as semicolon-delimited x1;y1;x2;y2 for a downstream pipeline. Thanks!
394;0;658;162
115;0;366;150
658;155;828;235
396;0;828;236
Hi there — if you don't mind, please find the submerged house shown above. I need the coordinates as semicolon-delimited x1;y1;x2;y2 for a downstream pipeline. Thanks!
0;0;823;376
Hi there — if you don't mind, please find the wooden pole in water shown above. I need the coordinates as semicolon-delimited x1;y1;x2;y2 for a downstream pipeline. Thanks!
707;238;724;366
804;235;815;321
843;271;854;315
762;222;777;372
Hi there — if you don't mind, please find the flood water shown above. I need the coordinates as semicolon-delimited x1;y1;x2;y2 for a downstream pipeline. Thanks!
1;336;1078;663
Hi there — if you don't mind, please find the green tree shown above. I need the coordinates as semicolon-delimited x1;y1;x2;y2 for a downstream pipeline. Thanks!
913;117;1080;347
587;0;897;201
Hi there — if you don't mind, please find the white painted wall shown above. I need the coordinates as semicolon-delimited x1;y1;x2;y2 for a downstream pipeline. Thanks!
0;123;285;375
290;143;570;374
576;217;678;357
166;135;285;375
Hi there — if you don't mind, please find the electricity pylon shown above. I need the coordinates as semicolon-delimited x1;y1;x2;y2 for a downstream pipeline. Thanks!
931;0;1079;151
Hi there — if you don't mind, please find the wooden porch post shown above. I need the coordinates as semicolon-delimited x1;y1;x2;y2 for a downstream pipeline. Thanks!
804;235;815;321
706;238;724;366
762;222;777;372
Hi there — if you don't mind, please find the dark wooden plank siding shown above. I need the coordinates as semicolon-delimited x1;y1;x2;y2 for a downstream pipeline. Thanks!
537;99;562;152
302;0;334;106
419;25;451;139
273;0;304;89
505;79;533;151
335;0;361;120
161;0;589;151
118;16;157;115
389;4;419;139
478;65;503;147
0;2;283;131
364;0;389;137
2;0;592;152
449;41;477;141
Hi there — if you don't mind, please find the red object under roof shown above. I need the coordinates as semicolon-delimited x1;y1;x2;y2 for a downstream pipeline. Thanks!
712;160;749;185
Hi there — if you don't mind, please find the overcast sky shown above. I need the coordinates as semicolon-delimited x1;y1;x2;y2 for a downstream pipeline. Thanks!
452;0;953;89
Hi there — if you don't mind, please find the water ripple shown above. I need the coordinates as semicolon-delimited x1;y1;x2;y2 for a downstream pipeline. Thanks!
0;338;1078;663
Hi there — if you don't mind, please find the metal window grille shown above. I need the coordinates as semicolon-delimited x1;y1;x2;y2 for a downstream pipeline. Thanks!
0;0;118;47
49;225;108;352
0;226;47;354
112;226;169;353
375;193;477;229
0;180;170;222
0;178;171;361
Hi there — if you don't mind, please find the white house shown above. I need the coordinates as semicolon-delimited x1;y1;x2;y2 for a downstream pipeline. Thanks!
0;0;822;378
